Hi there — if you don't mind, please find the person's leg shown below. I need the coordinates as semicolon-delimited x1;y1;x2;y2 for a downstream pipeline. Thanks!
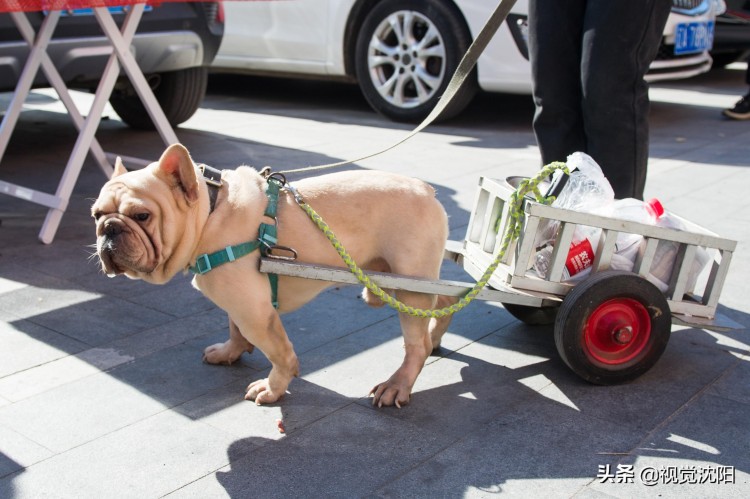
721;54;750;119
528;0;587;166
579;0;670;199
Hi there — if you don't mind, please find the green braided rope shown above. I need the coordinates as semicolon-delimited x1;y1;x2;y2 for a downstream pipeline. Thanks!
296;162;569;318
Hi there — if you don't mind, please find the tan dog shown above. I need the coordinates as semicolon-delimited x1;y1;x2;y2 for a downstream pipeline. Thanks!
92;143;454;407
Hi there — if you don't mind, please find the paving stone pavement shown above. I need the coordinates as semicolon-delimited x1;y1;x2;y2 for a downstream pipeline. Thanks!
1;64;749;498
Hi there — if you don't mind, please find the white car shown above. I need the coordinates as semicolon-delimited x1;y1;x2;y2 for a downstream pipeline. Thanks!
213;0;722;122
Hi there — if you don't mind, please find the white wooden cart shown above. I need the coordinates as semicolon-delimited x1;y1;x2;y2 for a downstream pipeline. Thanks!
260;176;738;385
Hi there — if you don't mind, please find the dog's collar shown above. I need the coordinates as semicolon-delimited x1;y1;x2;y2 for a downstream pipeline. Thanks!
198;163;223;213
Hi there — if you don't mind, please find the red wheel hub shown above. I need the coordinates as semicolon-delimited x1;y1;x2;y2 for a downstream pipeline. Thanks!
583;298;651;366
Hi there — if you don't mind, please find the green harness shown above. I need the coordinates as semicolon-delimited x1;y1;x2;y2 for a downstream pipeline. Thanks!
188;173;287;308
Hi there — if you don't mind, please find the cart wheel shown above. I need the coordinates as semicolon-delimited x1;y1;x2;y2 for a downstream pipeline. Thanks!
554;270;671;385
502;303;558;326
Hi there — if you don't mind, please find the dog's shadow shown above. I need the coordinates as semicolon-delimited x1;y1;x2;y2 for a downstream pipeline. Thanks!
207;341;576;496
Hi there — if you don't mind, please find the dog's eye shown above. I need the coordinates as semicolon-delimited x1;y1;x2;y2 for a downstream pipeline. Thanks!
134;213;150;223
92;211;103;221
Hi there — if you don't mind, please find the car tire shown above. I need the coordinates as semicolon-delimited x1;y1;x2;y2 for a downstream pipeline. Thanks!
710;52;741;68
109;67;208;130
354;0;477;123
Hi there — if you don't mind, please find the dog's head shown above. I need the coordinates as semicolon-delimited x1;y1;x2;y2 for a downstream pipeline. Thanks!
92;143;208;284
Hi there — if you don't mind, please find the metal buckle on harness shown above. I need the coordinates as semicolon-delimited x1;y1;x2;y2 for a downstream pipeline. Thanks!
194;254;212;274
265;245;298;261
199;164;223;188
259;218;279;245
267;172;287;185
260;167;287;186
285;183;305;206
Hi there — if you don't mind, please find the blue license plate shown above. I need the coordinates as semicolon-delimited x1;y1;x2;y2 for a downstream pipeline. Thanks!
674;21;714;55
56;6;153;17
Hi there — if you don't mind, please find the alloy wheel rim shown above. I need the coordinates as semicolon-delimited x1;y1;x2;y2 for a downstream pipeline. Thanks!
367;10;447;109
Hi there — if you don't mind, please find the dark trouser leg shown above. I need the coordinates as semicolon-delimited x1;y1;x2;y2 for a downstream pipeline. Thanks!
529;0;587;166
529;0;671;200
580;0;671;199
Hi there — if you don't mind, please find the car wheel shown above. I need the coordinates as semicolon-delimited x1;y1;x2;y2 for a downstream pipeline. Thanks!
109;67;208;130
354;0;477;123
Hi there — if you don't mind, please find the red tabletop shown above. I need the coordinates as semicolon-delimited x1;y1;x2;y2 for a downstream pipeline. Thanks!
3;1;276;13
0;0;271;13
0;1;155;12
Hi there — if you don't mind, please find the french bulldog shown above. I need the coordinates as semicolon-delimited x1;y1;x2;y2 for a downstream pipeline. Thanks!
92;143;454;407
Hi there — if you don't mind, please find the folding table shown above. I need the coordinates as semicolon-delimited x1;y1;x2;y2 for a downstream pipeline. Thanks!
0;0;180;243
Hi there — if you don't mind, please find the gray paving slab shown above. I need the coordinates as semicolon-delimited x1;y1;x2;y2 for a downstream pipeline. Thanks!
0;426;52;479
0;369;167;453
0;309;88;378
176;376;353;441
374;395;645;498
1;64;749;498
586;393;750;498
0;410;242;499
169;403;448;499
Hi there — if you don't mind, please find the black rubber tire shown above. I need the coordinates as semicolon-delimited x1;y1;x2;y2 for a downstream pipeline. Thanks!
354;0;477;123
109;67;208;130
710;52;741;68
554;270;672;385
503;303;559;326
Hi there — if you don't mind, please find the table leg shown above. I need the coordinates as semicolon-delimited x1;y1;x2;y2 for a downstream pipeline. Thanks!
8;11;113;178
39;4;174;243
0;11;61;161
94;6;179;146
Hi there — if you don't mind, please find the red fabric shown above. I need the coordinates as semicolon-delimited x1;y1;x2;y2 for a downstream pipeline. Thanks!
0;0;279;13
0;1;269;13
0;1;153;13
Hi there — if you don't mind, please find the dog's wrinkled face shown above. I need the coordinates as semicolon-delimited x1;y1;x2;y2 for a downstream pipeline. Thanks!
92;144;204;284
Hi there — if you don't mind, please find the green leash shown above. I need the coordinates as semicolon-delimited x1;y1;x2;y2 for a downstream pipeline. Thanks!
289;162;569;319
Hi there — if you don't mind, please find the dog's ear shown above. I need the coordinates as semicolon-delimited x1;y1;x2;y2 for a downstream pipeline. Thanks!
113;157;128;177
155;143;200;204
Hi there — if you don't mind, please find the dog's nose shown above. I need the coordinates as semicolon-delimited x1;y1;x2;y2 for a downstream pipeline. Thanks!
103;220;123;239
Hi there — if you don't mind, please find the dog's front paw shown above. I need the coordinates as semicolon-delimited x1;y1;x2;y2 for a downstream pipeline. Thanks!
369;379;412;409
245;378;284;405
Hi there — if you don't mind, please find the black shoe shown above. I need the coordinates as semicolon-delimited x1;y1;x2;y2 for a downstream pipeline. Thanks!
723;95;750;120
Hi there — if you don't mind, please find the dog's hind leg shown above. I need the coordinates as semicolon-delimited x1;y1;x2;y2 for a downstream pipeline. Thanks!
361;287;395;307
360;257;392;307
428;295;459;352
370;290;435;408
203;316;255;365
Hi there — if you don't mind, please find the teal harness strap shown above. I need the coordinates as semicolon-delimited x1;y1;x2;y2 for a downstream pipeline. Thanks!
189;240;262;274
259;176;285;308
189;175;286;309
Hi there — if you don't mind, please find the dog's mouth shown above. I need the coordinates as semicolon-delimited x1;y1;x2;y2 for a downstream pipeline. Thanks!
98;244;125;277
96;217;158;278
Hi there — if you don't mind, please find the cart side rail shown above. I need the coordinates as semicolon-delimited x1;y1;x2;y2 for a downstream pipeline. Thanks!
463;177;737;321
